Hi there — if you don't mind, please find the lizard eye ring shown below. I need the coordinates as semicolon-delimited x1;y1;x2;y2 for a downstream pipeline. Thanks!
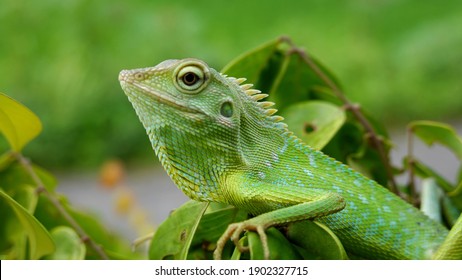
174;62;210;94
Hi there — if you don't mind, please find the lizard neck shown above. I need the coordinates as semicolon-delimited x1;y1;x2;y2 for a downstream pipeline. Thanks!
146;119;242;202
128;91;243;202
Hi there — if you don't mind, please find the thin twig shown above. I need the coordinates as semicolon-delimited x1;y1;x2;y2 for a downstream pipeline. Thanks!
406;127;417;205
281;37;398;194
15;153;109;260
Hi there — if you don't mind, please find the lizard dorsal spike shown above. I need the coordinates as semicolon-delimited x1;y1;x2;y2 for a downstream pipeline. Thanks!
246;89;261;96
235;77;247;85
240;84;253;90
251;93;269;101
272;115;285;122
224;74;285;126
260;101;275;108
265;108;278;116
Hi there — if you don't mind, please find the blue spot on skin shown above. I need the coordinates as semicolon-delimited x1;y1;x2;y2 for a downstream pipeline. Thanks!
358;194;369;204
383;230;392;240
392;233;402;250
303;168;314;178
308;154;317;168
332;185;343;193
385;195;394;201
364;222;379;240
348;201;358;211
399;212;407;222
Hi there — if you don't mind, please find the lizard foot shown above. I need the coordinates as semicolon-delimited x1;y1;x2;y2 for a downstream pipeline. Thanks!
214;221;270;260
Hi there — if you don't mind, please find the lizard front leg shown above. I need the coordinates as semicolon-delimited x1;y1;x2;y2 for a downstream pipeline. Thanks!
214;179;346;260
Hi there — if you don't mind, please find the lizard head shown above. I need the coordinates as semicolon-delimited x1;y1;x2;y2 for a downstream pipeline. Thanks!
119;58;241;136
119;58;286;201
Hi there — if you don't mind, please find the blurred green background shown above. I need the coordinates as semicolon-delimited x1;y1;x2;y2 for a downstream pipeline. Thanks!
1;0;462;169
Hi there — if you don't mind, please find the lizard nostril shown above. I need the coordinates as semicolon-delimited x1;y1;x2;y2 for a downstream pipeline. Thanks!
118;70;129;82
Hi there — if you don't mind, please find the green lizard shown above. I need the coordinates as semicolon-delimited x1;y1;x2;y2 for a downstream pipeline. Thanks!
118;58;462;260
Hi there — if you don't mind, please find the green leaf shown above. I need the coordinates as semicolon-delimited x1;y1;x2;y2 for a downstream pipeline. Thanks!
222;37;341;108
404;157;454;192
230;236;247;260
46;226;85;260
346;132;393;186
283;101;346;150
33;194;138;259
287;220;348;260
0;152;15;172
194;204;247;242
448;180;462;213
188;203;247;260
268;51;341;110
248;227;301;260
0;185;37;259
0;162;57;193
149;200;209;260
403;157;462;211
33;165;57;192
0;190;55;259
0;92;42;152
409;120;462;160
222;37;282;85
322;121;364;162
442;196;461;227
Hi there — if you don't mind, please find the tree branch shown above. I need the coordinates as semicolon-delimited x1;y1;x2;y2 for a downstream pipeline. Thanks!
282;37;398;194
15;153;109;260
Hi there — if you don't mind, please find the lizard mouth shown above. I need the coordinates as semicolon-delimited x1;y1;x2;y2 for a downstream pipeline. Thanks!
119;70;202;114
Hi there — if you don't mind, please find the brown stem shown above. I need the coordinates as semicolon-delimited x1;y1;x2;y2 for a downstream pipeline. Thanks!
281;37;398;194
15;153;109;260
406;128;417;205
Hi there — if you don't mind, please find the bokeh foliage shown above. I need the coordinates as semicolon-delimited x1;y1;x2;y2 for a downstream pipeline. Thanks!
1;36;461;259
0;92;140;259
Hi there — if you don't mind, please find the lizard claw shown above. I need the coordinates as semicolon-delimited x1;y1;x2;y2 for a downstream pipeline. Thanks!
214;222;270;260
257;226;270;260
214;223;240;260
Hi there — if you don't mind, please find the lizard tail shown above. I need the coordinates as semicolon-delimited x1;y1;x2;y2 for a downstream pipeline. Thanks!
433;213;462;259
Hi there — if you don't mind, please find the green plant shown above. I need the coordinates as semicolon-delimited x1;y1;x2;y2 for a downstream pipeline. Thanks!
1;38;461;260
0;93;139;260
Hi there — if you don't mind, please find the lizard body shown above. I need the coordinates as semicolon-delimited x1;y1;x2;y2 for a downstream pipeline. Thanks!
119;58;460;259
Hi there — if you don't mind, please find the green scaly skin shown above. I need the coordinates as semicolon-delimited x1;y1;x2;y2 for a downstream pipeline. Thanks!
119;58;461;260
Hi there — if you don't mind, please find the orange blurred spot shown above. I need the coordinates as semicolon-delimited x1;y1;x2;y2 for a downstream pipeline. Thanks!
99;159;125;189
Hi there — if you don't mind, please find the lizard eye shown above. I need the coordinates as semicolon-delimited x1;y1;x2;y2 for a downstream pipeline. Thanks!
175;64;209;93
182;72;199;86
